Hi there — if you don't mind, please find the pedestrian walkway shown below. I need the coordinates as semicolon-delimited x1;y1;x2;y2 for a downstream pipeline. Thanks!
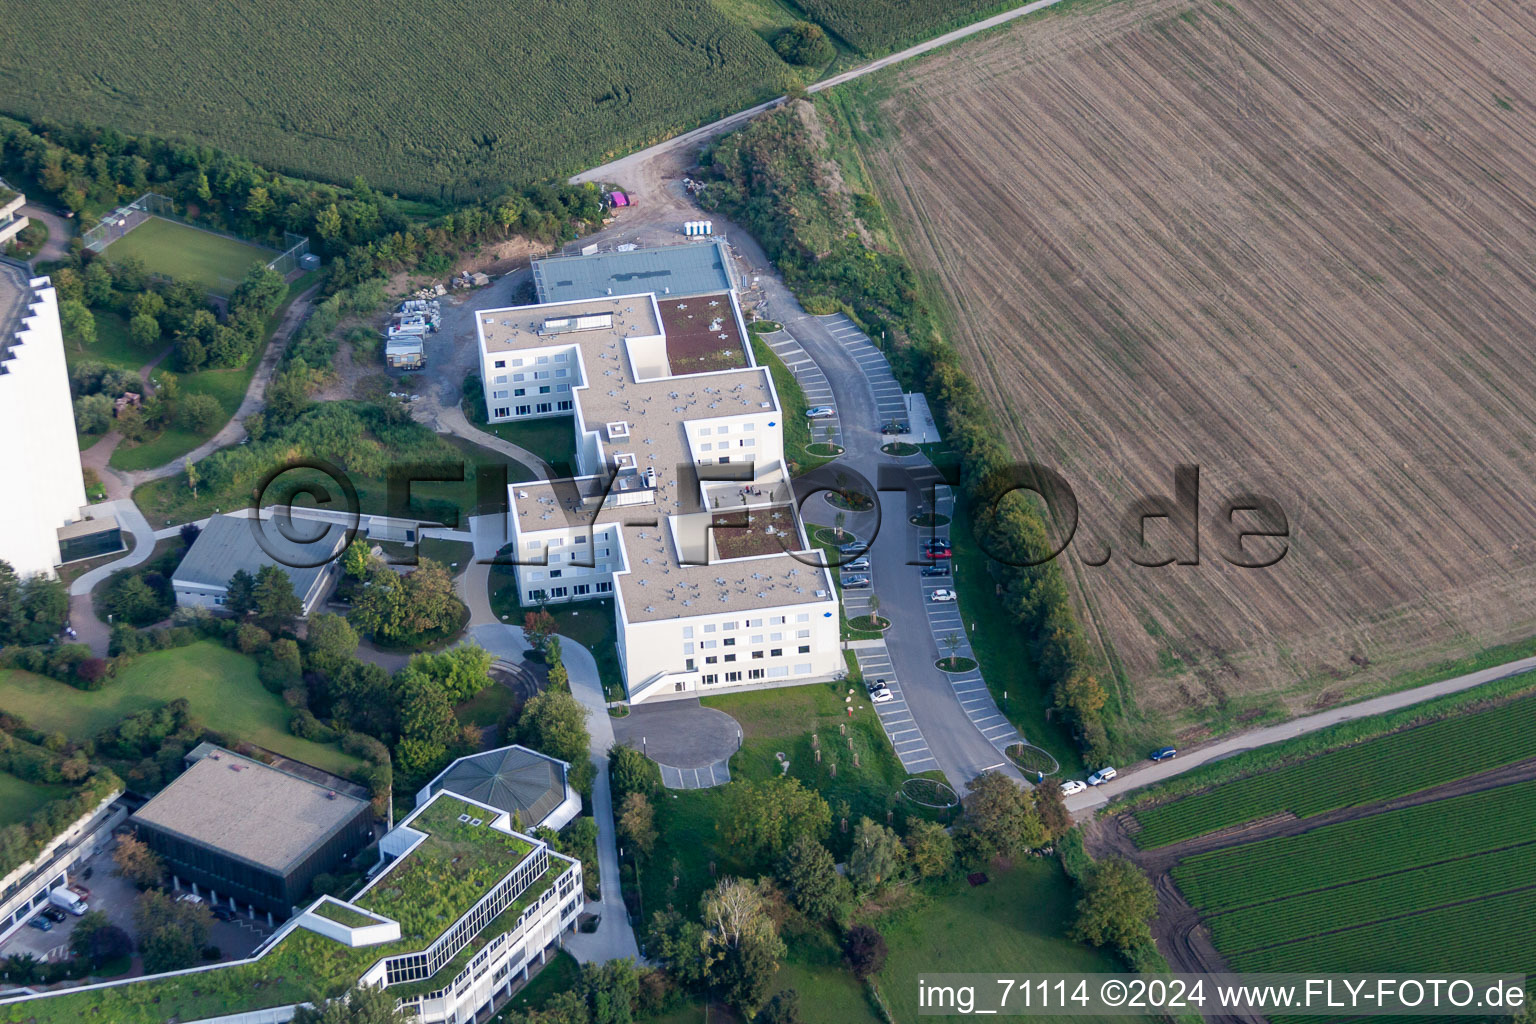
853;645;940;773
820;314;907;428
760;329;842;446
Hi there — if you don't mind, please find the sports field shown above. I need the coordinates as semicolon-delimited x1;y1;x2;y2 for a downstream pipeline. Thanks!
837;0;1536;736
0;642;359;777
104;216;273;295
0;771;71;829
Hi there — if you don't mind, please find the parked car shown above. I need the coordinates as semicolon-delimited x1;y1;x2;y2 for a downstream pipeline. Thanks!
837;542;865;555
1060;779;1087;796
920;565;950;577
67;883;91;900
211;905;238;922
175;892;204;905
806;406;836;419
870;686;895;704
28;915;52;932
1086;767;1118;786
867;678;888;694
922;537;950;549
842;576;871;589
921;548;952;560
881;421;910;435
1150;746;1177;762
40;906;66;923
48;887;87;916
843;558;871;572
929;589;956;602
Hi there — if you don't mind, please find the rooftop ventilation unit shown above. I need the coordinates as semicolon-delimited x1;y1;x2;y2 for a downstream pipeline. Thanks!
607;421;630;440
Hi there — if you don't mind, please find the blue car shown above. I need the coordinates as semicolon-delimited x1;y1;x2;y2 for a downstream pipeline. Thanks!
1150;746;1177;762
28;915;52;931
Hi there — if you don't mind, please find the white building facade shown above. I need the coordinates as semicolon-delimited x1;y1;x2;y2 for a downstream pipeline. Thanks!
477;286;843;704
0;273;88;578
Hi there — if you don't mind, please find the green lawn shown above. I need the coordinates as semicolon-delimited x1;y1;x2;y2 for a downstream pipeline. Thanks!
491;950;581;1019
877;862;1149;1024
471;412;580;475
456;684;518;730
103;216;275;296
65;308;153;373
0;642;360;777
0;771;73;829
488;586;624;702
751;335;837;476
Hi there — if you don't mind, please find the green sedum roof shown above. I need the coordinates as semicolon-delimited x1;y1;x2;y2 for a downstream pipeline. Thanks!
0;796;543;1024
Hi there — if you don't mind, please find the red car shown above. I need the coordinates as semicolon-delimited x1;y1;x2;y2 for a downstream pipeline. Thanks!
922;548;952;559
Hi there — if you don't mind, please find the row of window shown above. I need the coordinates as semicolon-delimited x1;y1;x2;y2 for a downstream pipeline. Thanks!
527;581;612;600
491;383;570;400
684;614;805;636
686;644;812;669
700;664;813;684
493;400;573;418
492;351;569;369
697;422;756;435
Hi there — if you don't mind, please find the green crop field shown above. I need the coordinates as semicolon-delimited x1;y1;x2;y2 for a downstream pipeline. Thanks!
1131;694;1536;848
0;642;360;777
794;0;1014;55
103;217;274;296
1173;785;1536;976
0;0;794;199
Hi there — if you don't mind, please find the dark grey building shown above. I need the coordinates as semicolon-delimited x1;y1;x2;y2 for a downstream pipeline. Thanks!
131;746;372;919
171;512;346;615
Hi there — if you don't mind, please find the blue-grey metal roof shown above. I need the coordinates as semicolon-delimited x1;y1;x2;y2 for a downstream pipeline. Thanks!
173;513;345;596
429;746;567;827
533;240;734;304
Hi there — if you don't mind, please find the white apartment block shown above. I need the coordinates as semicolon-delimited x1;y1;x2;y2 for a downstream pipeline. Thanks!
0;270;89;578
477;285;843;703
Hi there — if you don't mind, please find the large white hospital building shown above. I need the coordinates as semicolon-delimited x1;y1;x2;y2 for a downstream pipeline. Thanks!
477;243;843;703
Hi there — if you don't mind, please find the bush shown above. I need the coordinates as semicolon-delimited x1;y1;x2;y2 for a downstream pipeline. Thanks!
177;393;223;432
774;22;835;66
234;622;272;654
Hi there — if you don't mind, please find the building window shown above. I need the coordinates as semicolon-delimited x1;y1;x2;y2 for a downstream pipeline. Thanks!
539;385;552;394
725;671;742;683
798;644;810;654
494;360;506;368
749;669;764;679
685;658;696;671
573;584;590;596
682;627;694;639
723;638;735;647
597;582;612;593
494;407;510;418
493;389;509;399
536;403;552;413
549;569;562;578
705;656;718;665
702;674;719;685
796;629;810;639
770;648;782;657
514;388;526;397
702;640;717;650
557;400;573;411
516;405;532;416
550;586;568;598
723;654;736;663
751;651;764;660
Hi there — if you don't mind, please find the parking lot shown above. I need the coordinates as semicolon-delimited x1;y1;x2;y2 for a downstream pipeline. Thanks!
0;841;271;972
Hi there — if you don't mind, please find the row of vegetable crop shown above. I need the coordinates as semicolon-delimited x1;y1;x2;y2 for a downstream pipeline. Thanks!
1171;779;1536;910
1134;694;1536;848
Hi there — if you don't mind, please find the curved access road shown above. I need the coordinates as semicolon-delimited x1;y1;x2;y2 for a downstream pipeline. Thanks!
1065;653;1536;817
571;0;1078;188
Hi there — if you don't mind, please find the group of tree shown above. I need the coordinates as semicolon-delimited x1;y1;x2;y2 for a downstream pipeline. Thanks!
345;550;465;648
0;559;69;646
0;722;121;877
134;888;213;973
648;877;788;1018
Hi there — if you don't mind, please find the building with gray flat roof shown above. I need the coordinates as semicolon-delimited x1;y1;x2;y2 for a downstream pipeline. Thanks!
416;745;580;831
532;239;734;305
131;746;372;919
172;512;346;615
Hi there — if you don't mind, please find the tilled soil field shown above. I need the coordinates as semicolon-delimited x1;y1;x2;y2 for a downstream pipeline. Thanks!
845;0;1536;732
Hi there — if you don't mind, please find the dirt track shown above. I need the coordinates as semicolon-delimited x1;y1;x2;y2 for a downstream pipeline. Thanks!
844;0;1536;733
1086;756;1536;1011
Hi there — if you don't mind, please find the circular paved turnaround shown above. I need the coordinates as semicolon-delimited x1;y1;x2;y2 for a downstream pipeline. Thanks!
611;700;742;789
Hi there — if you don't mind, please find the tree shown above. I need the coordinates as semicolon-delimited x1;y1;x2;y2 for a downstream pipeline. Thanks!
349;560;462;643
774;21;834;66
68;910;132;967
848;817;906;895
617;792;656;857
113;834;164;888
82;259;114;306
129;312;162;348
398;644;493;703
904;819;955;879
291;984;413;1024
719;778;830;864
518;688;594;793
225;568;256;617
959;772;1046;861
754;990;802;1024
342;537;372;579
833;511;846;539
392;671;459;780
1033;777;1072;841
700;878;786;1017
777;834;848;921
103;573;162;625
73;393;113;434
941;632;962;666
581;958;641;1024
135;889;210;973
843;924;888;981
1070;858;1156;952
179;522;202;548
608;743;660;802
306;613;360;675
60;299;96;346
178;392;222;432
252;564;302;633
867;592;881;625
523;608;557;651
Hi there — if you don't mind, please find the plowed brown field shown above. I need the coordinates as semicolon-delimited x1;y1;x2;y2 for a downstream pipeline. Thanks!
842;0;1536;734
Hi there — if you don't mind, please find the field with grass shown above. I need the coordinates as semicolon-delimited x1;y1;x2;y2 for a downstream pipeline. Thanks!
0;771;72;829
103;217;274;295
0;642;360;777
1130;693;1536;848
835;0;1536;742
469;412;580;476
877;863;1146;1024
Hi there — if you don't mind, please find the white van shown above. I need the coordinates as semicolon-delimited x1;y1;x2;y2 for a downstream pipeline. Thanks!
48;887;88;916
